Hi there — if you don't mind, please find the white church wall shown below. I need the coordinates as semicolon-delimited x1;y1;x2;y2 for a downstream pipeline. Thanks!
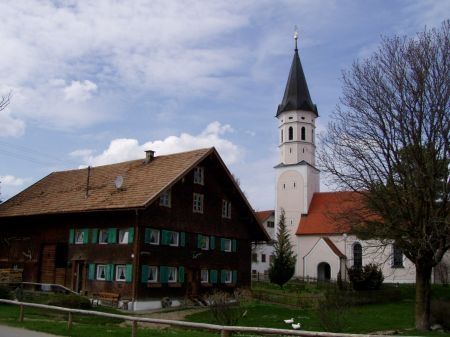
303;237;341;280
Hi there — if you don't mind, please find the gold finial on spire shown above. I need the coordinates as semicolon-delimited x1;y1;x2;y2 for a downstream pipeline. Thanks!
294;25;299;51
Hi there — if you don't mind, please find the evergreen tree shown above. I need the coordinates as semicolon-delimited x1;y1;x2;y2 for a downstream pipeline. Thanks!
269;209;296;288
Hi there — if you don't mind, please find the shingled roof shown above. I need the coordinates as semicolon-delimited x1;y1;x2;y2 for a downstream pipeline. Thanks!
296;191;365;235
0;148;212;217
255;210;274;223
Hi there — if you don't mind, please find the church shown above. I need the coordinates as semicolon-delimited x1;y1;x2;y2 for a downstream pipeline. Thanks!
251;33;449;284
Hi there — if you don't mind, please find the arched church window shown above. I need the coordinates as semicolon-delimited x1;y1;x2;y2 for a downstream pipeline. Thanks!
353;243;362;268
288;127;293;140
301;127;306;140
281;129;283;142
392;244;404;268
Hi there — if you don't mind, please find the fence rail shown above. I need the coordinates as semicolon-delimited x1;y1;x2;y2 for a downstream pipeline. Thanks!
0;299;418;337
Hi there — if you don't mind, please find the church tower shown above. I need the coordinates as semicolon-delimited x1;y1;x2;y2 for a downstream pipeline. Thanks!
275;31;320;275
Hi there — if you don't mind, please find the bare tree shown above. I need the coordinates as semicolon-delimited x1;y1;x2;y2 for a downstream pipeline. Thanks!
0;92;11;112
319;21;449;330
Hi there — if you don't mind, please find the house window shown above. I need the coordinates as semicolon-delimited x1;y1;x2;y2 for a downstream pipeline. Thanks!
116;265;126;282
159;189;171;207
168;231;179;247
75;230;85;244
193;193;204;213
96;265;106;280
201;269;209;283
199;235;210;250
118;229;129;244
252;253;258;262
148;266;158;283
393;244;404;268
353;243;362;268
267;221;274;228
222;200;231;219
222;238;232;252
99;229;108;244
288;127;293;140
222;270;232;284
168;267;178;283
149;229;160;245
261;254;266;263
193;167;204;185
301;127;306;140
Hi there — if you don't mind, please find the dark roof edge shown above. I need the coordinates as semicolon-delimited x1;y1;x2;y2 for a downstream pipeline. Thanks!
274;161;320;171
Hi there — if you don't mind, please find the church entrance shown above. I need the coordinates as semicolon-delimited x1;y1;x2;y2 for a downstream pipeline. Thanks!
317;262;331;281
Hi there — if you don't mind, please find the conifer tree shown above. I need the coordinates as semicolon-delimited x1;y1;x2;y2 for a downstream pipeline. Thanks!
269;208;296;288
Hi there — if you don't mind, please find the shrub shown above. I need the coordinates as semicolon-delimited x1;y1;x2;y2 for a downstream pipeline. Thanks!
45;294;92;309
348;263;384;291
206;290;246;326
431;300;450;330
316;286;350;332
0;285;13;300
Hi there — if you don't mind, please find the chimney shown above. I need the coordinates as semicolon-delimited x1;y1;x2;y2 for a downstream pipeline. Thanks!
145;150;155;163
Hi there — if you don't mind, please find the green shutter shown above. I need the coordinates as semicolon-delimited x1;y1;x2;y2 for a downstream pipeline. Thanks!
106;264;114;281
91;229;98;243
160;266;168;283
125;264;133;283
210;236;215;250
232;239;237;252
88;264;95;280
220;238;225;251
197;234;202;249
180;232;186;247
161;230;169;245
144;228;151;244
232;270;237;284
82;229;89;244
220;270;226;283
128;227;134;244
141;265;149;283
108;228;117;243
69;229;75;244
210;270;218;284
178;266;185;283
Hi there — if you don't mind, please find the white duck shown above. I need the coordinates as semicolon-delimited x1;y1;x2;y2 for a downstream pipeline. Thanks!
292;323;301;330
284;318;294;324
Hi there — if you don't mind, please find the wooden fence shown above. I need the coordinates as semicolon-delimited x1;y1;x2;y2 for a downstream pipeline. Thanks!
0;299;416;337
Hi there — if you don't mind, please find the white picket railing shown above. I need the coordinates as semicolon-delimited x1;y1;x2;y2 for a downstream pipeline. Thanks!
0;299;417;337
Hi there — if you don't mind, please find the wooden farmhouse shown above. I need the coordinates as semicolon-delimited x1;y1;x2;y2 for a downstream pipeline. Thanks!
0;148;269;310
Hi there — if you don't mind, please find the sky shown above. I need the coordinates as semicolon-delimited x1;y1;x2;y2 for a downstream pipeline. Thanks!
0;0;449;211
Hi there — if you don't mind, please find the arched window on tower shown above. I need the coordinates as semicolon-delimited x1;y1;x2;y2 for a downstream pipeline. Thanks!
281;129;283;143
353;243;362;268
301;127;306;140
288;127;293;140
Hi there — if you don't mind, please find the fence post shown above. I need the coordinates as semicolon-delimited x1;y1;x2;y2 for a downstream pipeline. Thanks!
68;312;73;329
19;304;24;322
220;329;231;337
131;320;138;337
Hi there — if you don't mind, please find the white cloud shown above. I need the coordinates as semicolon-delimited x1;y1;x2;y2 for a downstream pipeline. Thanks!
0;175;26;187
74;121;241;167
0;109;25;137
64;80;97;102
0;174;30;201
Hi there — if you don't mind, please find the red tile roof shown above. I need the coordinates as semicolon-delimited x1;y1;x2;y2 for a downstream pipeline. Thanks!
255;210;274;223
296;191;365;235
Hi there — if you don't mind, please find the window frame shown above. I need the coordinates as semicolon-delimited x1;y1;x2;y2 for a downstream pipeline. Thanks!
392;244;404;268
98;229;108;244
75;230;84;244
200;269;209;283
115;265;127;282
159;189;171;207
168;231;179;247
266;221;274;228
149;229;160;245
288;126;293;140
223;270;232;284
223;238;232;252
222;200;231;219
96;264;107;281
353;242;363;268
148;266;158;283
167;266;178;283
301;126;306;140
193;167;204;185
193;193;204;213
118;229;129;244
